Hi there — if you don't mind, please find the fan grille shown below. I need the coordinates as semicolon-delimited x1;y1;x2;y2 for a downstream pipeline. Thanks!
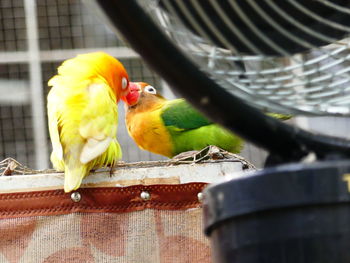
141;0;350;115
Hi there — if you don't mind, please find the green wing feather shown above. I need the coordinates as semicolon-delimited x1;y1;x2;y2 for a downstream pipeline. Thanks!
160;99;243;156
161;99;212;130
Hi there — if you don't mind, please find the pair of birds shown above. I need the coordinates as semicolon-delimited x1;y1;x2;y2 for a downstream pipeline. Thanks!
47;52;270;193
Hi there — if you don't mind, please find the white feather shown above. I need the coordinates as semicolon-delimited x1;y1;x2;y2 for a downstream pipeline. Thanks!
47;90;63;161
52;116;63;160
80;137;112;164
53;140;63;161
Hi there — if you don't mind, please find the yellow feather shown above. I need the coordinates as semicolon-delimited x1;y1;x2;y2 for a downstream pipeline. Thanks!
47;52;127;192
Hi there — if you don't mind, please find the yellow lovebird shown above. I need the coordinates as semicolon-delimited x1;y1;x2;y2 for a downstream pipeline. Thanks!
47;52;129;192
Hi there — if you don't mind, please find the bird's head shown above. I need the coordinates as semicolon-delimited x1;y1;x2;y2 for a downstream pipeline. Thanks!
91;52;130;102
122;82;165;109
55;52;130;101
111;63;129;102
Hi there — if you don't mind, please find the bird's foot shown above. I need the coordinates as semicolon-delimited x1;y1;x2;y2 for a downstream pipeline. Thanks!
109;166;114;177
106;161;125;177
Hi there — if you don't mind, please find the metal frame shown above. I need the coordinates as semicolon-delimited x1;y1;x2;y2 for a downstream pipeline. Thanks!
0;47;139;64
24;0;48;169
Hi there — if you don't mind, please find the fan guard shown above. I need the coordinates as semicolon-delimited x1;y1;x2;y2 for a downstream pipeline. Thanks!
141;0;350;116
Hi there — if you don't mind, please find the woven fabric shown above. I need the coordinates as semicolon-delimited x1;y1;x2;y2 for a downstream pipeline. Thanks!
0;209;210;263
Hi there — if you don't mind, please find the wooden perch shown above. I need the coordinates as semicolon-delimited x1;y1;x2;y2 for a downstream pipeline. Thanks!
0;146;255;193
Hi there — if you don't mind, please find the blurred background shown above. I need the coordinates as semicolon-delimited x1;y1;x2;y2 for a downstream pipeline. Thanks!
5;0;349;170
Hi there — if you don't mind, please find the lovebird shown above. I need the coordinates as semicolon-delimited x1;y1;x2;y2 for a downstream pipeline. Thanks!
124;82;243;158
47;52;130;192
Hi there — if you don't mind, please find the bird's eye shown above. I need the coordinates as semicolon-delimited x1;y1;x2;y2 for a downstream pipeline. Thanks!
121;77;128;90
144;85;157;94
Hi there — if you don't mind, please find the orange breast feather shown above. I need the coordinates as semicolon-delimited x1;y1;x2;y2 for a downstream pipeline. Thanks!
126;110;173;157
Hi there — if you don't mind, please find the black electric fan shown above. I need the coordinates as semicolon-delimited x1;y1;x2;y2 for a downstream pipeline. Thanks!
92;1;350;262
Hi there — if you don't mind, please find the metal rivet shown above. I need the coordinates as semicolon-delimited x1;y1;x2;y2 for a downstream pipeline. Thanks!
197;192;203;202
71;192;81;202
140;191;151;201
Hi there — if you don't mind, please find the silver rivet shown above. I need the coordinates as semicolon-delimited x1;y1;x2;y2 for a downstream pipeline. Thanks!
140;191;151;201
71;192;81;202
197;192;203;202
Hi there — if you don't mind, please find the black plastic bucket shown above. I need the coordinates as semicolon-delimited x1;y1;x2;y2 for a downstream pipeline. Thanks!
203;160;350;263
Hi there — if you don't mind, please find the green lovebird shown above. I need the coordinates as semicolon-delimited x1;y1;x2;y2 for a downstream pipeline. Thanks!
123;82;243;158
124;82;292;158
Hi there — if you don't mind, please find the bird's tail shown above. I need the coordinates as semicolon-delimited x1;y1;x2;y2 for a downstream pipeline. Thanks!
64;165;88;193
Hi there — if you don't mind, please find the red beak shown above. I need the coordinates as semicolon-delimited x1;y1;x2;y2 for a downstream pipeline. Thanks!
122;82;140;106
